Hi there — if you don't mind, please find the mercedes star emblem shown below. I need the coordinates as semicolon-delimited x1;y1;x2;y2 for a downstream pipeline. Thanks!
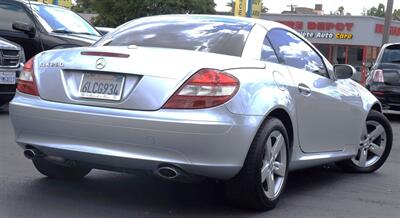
95;58;106;69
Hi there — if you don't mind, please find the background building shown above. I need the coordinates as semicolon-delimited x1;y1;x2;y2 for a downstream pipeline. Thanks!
282;4;324;15
262;14;400;83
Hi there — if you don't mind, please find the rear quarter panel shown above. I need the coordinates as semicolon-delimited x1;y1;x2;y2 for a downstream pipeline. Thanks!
225;63;296;117
224;62;299;152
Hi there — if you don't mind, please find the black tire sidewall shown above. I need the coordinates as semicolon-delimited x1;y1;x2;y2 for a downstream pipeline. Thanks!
225;117;290;210
359;111;392;172
255;118;290;206
337;110;392;173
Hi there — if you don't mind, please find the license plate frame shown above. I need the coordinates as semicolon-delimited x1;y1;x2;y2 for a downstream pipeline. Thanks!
0;71;16;85
78;73;125;101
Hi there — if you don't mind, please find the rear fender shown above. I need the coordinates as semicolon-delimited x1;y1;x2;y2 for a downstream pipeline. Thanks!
357;84;382;118
224;65;296;118
224;65;299;157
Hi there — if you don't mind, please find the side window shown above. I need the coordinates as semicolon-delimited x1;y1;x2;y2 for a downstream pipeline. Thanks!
261;37;279;63
0;3;32;31
267;29;328;77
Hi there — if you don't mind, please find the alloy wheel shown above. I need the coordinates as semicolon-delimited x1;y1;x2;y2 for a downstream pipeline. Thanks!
352;120;387;168
261;130;288;199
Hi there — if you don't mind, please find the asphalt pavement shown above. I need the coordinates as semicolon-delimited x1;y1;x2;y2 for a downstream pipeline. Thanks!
0;104;399;218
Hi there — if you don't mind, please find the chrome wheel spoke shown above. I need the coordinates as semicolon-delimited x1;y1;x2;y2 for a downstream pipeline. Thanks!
261;130;287;199
261;162;269;182
271;134;284;160
369;143;384;157
265;137;272;160
359;149;368;167
273;162;285;177
362;124;368;139
266;172;275;198
369;125;384;141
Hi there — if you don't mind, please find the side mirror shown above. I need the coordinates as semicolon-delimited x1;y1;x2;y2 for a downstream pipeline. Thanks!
334;64;356;80
12;22;36;37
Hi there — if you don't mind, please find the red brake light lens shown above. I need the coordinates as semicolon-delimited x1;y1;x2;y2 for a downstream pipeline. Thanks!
17;57;39;96
372;69;384;83
81;51;130;58
163;69;240;109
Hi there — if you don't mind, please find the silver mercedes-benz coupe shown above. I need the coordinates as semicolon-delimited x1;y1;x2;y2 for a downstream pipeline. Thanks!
10;15;392;210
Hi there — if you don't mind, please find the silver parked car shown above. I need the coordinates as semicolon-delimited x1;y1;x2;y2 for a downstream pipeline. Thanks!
10;15;392;211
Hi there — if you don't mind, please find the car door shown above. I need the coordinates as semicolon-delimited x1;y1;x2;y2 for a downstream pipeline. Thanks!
267;28;363;153
0;1;42;60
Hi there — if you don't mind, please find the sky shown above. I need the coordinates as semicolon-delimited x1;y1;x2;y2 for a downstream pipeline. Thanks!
214;0;400;15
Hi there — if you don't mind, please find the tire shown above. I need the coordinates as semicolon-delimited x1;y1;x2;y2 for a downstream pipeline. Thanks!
0;95;14;107
32;158;91;180
336;110;392;173
0;99;8;107
225;117;290;211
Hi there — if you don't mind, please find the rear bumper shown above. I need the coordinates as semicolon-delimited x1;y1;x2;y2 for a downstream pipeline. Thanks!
369;84;400;110
9;93;262;180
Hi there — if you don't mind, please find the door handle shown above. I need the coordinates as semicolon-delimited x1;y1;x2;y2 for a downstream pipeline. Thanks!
298;83;311;95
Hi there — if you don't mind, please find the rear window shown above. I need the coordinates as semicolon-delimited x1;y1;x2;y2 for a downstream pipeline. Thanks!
95;16;254;57
381;45;400;63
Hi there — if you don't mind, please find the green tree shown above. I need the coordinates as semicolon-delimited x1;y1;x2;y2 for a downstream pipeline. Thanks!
393;9;400;20
74;0;216;27
337;6;344;15
367;3;386;17
365;3;400;20
71;0;93;13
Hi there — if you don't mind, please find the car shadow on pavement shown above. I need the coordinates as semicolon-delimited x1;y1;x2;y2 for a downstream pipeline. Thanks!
10;166;361;216
0;104;9;114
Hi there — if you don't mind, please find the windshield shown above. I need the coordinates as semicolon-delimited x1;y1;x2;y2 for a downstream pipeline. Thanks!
95;16;253;57
31;4;100;36
382;45;400;63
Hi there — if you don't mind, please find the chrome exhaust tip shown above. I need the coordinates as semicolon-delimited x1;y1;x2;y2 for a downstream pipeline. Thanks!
23;149;38;160
154;165;205;183
156;166;180;180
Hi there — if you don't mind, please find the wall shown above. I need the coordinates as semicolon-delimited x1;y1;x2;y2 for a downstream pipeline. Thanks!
262;14;400;47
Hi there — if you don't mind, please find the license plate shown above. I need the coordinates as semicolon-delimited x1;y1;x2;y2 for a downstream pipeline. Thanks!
0;71;16;84
78;73;125;101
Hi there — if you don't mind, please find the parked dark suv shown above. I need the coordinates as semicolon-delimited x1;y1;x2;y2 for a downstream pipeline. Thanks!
0;0;101;60
0;37;24;106
366;43;400;110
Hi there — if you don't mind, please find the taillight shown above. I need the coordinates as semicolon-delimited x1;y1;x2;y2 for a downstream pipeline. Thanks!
372;69;384;83
81;51;130;58
163;69;239;109
17;57;39;96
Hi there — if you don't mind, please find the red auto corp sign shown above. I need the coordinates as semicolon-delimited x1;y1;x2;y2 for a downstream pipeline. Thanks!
278;21;354;40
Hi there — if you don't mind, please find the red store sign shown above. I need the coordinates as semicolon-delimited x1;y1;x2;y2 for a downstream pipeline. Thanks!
375;24;400;36
279;21;354;32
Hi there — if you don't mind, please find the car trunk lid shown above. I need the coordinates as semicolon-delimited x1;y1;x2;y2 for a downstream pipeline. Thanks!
35;46;265;111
